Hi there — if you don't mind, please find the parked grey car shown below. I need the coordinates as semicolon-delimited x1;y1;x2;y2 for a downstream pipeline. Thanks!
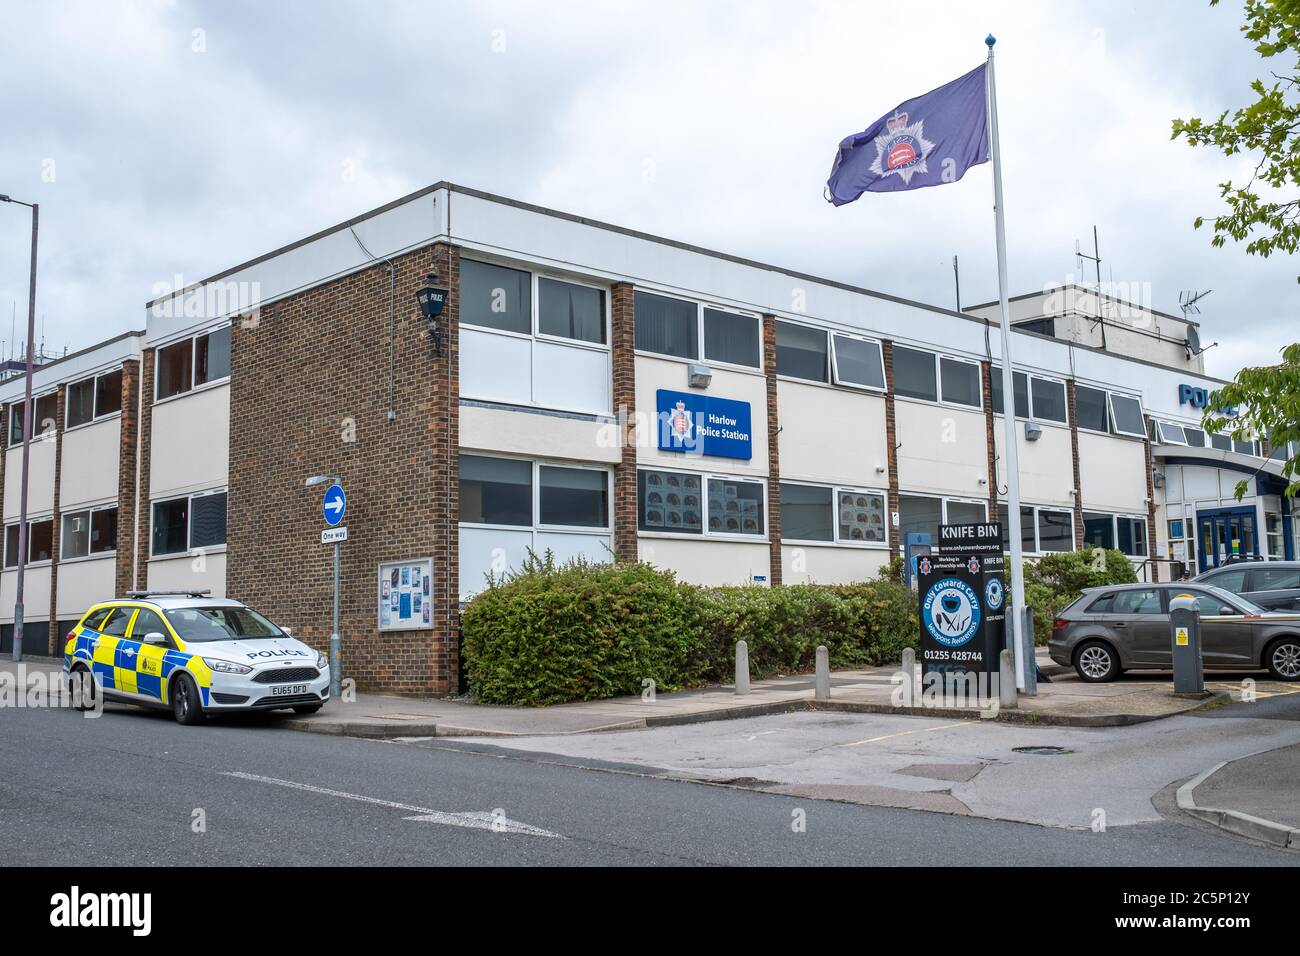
1048;582;1300;682
1193;560;1300;612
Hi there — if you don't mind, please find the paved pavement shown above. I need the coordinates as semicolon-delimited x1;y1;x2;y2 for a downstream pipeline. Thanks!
1184;742;1300;837
1;696;1295;866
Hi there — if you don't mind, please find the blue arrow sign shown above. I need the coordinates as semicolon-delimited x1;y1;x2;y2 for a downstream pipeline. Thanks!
323;484;346;527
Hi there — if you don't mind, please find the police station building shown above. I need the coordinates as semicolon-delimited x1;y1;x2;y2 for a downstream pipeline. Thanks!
1;182;1294;693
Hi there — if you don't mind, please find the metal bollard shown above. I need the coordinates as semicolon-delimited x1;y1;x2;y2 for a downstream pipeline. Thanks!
814;645;830;700
1169;595;1206;696
735;640;750;696
998;649;1017;709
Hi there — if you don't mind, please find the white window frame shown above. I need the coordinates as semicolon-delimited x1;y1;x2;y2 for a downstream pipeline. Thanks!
59;503;119;562
774;318;830;385
458;453;613;535
3;514;55;567
779;480;889;548
7;390;59;447
991;367;1070;427
154;323;232;403
65;367;125;431
1083;510;1148;557
1106;391;1147;439
1000;502;1075;555
1156;420;1188;445
638;466;768;541
633;288;762;373
898;493;989;539
829;332;886;393
149;487;228;558
936;354;984;411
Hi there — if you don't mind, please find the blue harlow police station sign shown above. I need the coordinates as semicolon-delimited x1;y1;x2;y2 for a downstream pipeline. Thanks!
656;390;752;461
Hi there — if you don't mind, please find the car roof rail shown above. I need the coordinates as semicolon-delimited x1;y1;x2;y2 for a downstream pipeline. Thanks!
125;589;213;598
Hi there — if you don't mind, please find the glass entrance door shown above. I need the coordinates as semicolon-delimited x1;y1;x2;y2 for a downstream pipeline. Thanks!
1197;508;1259;572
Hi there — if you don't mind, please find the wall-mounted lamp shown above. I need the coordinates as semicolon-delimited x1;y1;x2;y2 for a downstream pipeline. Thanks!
875;464;887;475
415;274;448;356
977;477;988;486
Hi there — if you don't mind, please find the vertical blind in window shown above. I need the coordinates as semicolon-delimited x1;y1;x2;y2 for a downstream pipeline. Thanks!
634;292;697;359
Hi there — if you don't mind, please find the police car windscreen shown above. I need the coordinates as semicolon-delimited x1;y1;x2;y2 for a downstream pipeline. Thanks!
163;606;285;642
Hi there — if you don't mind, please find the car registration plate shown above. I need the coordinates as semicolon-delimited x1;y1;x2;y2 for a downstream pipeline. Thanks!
270;683;309;696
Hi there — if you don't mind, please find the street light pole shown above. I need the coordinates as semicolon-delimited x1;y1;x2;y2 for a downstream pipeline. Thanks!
1;195;39;663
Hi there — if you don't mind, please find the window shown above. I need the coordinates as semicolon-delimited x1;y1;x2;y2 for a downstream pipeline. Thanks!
195;326;231;386
1233;438;1258;457
892;346;938;402
1210;433;1232;452
3;525;16;568
81;606;113;632
939;357;982;408
65;365;127;429
1168;518;1185;539
1116;515;1147;557
1016;316;1055;337
61;506;118;560
779;483;887;544
900;494;986;543
999;502;1072;553
1183;590;1235;616
780;484;833;542
1111;588;1163;615
538;277;605;345
1207;567;1247;592
831;335;885;390
638;469;764;537
1182;426;1205;447
538;466;608;528
459;455;532;526
156;327;231;400
101;607;135;637
991;368;1066;424
1075;385;1109;433
461;259;531;335
1258;565;1300;590
1029;377;1067;424
703;309;760;368
151;491;226;556
635;292;697;360
1157;421;1187;445
164;605;284;643
1082;511;1114;549
8;393;58;446
130;608;170;642
1108;393;1146;438
17;519;55;563
707;478;765;536
997;503;1037;553
1265;512;1285;560
775;321;828;382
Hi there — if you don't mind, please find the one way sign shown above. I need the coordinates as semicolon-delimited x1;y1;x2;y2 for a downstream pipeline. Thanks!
322;484;347;526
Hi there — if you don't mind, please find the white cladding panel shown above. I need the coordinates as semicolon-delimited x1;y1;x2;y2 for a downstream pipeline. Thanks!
634;356;768;477
777;381;888;487
780;544;890;585
639;537;769;586
147;552;226;599
1078;432;1148;512
0;565;51;624
150;385;230;498
460;405;620;465
60;417;121;508
994;422;1075;508
894;402;987;498
4;440;56;520
56;557;116;618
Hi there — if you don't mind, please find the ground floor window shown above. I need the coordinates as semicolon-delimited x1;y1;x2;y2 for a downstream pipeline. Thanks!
998;503;1075;554
638;468;765;537
779;482;887;545
1082;511;1148;557
898;494;987;544
152;489;227;557
1265;511;1285;559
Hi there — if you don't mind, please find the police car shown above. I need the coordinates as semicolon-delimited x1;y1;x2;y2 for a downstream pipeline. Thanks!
63;590;330;725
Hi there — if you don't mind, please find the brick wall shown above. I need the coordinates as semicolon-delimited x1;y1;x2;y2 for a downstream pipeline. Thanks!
762;314;782;585
610;282;638;563
116;358;141;597
134;348;155;592
226;243;461;694
881;340;901;556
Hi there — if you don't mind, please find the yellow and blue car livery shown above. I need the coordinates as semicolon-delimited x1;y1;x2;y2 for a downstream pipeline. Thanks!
62;594;329;724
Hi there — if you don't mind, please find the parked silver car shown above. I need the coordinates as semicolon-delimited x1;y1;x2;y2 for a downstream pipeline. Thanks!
1048;582;1300;682
1193;560;1300;612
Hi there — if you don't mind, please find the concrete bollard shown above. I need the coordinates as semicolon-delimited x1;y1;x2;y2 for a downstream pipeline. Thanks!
814;645;831;700
901;647;916;705
735;640;750;696
998;649;1018;709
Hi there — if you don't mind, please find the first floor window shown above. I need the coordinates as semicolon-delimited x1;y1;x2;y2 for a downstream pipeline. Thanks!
703;308;760;368
459;454;532;526
538;277;606;345
775;321;828;382
831;335;885;390
28;519;54;563
892;346;938;402
8;393;58;446
635;291;697;360
195;326;232;386
152;491;226;556
3;525;17;568
61;507;118;560
1075;385;1109;433
539;465;608;528
156;338;194;400
461;259;531;335
939;357;982;408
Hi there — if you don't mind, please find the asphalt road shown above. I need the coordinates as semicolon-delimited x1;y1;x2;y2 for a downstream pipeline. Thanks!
1;698;1296;866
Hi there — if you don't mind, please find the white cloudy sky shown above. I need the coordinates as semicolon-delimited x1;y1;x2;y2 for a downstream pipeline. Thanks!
0;0;1295;378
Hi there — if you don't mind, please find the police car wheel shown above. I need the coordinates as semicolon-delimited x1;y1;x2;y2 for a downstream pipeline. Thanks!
1075;641;1119;683
291;704;322;715
1264;637;1300;681
171;673;205;725
69;666;96;711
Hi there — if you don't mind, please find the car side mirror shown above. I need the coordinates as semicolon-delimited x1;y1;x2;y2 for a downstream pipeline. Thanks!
281;626;292;637
1219;606;1237;615
142;631;169;646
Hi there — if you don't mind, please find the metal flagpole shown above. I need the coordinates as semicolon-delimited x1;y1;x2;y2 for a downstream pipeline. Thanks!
984;35;1032;693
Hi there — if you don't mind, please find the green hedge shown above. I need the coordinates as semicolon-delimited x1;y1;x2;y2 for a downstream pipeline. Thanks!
461;552;917;706
1021;546;1137;643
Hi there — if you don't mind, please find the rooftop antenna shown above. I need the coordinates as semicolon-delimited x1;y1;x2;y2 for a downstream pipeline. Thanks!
1074;226;1106;351
1179;289;1217;360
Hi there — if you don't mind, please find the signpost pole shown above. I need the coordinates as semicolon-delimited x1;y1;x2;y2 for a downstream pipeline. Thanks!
331;539;341;698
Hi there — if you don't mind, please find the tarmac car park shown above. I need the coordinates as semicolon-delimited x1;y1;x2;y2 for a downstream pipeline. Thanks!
63;590;330;725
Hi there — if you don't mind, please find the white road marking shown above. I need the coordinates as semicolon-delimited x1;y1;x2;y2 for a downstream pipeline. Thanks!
221;771;562;838
841;720;976;748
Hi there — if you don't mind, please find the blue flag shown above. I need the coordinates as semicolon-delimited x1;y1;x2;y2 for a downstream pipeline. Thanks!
826;63;989;205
